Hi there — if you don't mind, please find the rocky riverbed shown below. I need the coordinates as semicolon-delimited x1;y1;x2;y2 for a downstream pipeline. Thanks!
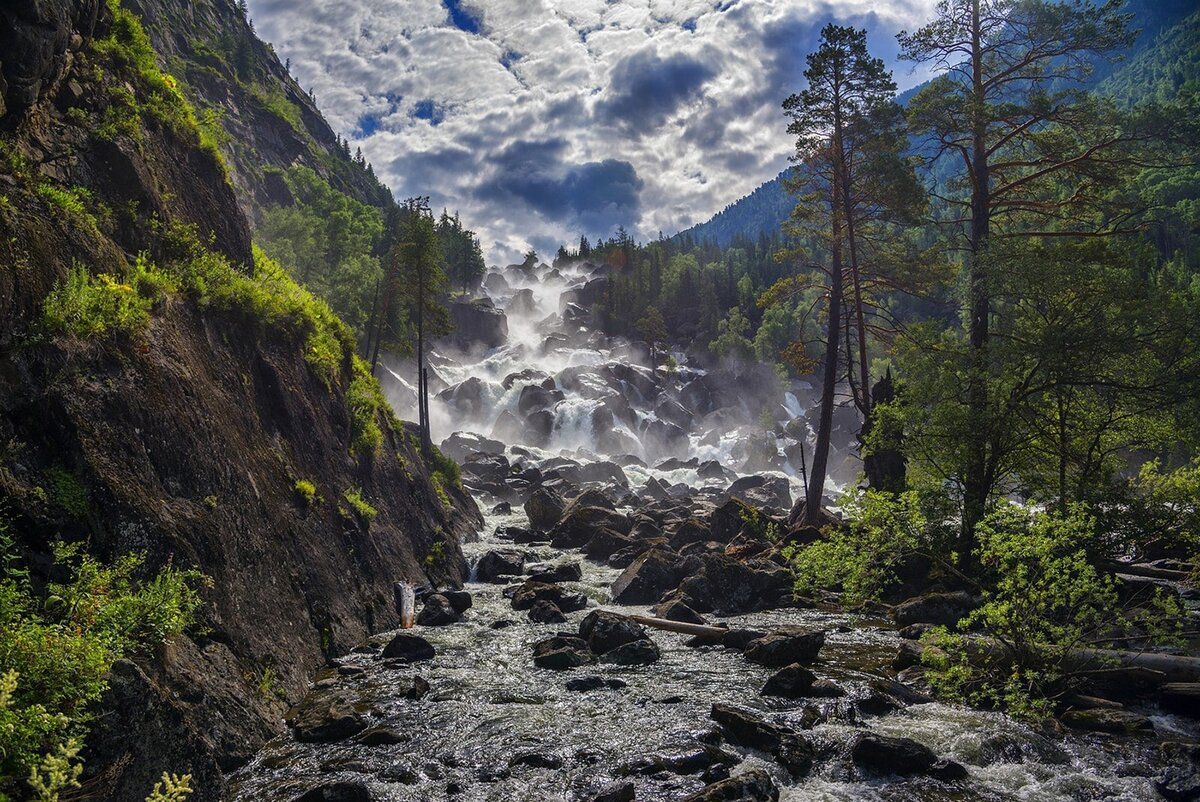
228;490;1197;802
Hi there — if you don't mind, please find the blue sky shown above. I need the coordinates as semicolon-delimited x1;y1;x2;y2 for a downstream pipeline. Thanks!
246;0;938;263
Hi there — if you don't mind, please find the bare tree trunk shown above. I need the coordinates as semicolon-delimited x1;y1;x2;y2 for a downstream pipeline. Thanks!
806;188;845;526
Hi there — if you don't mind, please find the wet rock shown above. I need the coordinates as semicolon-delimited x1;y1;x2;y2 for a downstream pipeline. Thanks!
587;781;636;802
288;690;367;743
655;597;707;625
809;679;846;698
528;599;567;624
610;548;683;604
668;518;713;551
440;431;504;462
580;610;648;654
578;460;629;486
532;635;595;670
710;704;814;777
525;410;556;445
525;487;565;531
491;502;512;514
724;475;792;512
566;675;628;692
475;549;525;583
443;297;508;350
583;528;639;561
357;726;409;746
1157;742;1200;801
679;768;779;802
608;540;661;568
417;594;460;626
898;622;936;640
442;590;472;614
893;591;976;628
855;688;904;716
551;506;633;549
1060;707;1154;733
438;377;487;416
893;640;923;671
294;781;373;802
743;628;825;667
518;383;564;415
760;664;817;698
491;619;515;629
511;581;589;613
509;751;564;769
382;633;435;662
848;732;962;779
528;561;583;583
697;460;735;482
601;638;661;665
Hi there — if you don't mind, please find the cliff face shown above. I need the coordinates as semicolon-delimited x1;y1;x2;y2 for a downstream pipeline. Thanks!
0;2;479;799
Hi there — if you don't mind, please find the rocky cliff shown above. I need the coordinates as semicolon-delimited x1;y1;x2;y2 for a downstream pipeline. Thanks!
0;1;479;799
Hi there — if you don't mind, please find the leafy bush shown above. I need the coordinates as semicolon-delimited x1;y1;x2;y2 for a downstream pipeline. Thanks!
0;530;208;797
786;488;957;606
342;488;377;522
346;358;386;456
921;503;1185;717
42;259;170;340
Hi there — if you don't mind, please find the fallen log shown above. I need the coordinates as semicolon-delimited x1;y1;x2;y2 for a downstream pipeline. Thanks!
1102;561;1192;582
621;613;731;639
920;637;1200;684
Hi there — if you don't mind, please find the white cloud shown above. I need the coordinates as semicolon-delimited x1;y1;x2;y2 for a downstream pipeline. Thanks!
247;0;938;263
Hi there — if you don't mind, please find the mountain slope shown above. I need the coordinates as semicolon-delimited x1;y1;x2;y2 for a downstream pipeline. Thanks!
0;1;478;799
676;0;1197;247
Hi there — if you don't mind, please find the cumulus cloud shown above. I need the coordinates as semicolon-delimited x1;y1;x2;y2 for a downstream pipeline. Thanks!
246;0;939;263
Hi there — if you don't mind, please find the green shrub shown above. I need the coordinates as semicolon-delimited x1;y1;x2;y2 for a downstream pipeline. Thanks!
921;503;1185;717
35;184;99;233
342;488;377;522
0;533;208;797
293;479;317;507
785;488;957;606
42;262;160;340
347;358;385;456
44;467;89;519
428;445;462;489
430;472;451;511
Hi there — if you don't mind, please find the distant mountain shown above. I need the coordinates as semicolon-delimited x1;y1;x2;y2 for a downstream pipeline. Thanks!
675;0;1196;248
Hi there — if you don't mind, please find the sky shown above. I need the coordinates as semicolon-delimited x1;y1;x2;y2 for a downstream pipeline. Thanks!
245;0;939;264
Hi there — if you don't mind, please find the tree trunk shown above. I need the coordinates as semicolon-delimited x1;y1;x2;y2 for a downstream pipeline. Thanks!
961;0;991;560
806;187;845;526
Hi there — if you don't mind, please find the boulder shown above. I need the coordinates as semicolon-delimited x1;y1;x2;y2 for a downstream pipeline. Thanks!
584;528;640;561
511;581;589;613
475;549;525;583
437;377;488;416
440;431;505;462
744;628;825;667
551;506;632;549
532;635;595;670
848;732;967;780
677;553;793;615
710;704;813;777
442;590;472;613
416;594;459;626
655;598;707;625
679;768;779;802
527;561;583;583
610;548;682;605
579;610;649;655
525;488;565;531
443;298;508;351
893;591;976;628
1157;742;1200;802
724;475;792;512
710;498;756;542
518;383;564;415
289;690;367;743
381;633;435;662
760;664;817;698
528;600;568;624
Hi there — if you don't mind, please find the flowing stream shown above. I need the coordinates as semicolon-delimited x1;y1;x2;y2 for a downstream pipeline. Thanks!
230;261;1191;801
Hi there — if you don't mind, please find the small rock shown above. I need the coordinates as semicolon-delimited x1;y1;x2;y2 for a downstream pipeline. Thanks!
382;633;435;662
600;638;660;665
512;581;589;613
579;610;648;654
760;664;816;698
475;549;525;583
532;635;595;670
656;598;707;625
809;679;845;698
848;732;961;778
528;561;584;583
289;691;367;743
443;590;473;613
357;726;408;746
417;594;460;626
528;599;568;624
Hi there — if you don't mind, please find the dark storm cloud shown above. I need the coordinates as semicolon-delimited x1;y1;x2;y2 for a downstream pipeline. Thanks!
594;49;718;135
477;138;644;234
